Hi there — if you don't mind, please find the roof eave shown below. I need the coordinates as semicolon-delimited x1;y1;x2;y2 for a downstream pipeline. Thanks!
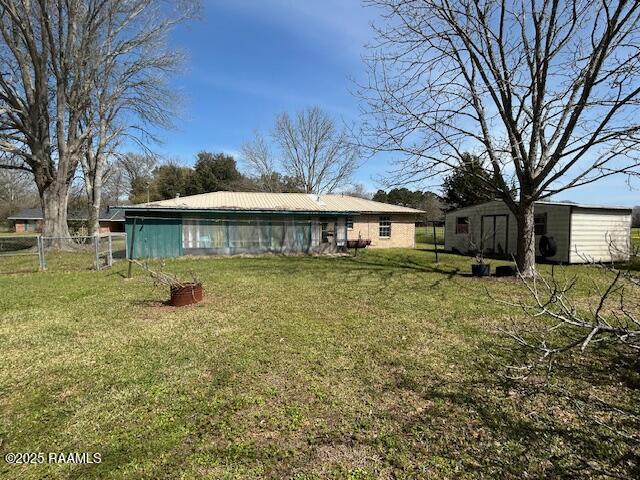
445;199;632;215
114;206;423;215
117;206;360;215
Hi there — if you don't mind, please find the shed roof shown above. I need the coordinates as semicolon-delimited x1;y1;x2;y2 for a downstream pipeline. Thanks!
116;192;424;214
8;207;125;221
446;199;632;216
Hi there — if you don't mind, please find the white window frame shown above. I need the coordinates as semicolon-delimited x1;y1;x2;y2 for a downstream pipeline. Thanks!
534;213;547;236
379;216;391;238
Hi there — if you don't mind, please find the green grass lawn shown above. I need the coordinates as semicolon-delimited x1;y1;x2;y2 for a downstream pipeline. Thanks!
415;226;444;245
0;246;638;478
632;227;640;251
0;231;39;237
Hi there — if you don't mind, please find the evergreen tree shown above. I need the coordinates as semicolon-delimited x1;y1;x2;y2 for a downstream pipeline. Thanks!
441;154;496;210
372;189;388;203
187;152;243;195
154;164;192;200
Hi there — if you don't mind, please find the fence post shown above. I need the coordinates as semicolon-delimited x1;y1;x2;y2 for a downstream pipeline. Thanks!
107;234;113;267
37;236;43;271
127;218;137;278
432;221;439;263
40;235;47;271
94;234;100;271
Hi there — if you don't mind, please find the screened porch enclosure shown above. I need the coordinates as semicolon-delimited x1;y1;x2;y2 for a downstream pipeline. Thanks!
181;215;347;256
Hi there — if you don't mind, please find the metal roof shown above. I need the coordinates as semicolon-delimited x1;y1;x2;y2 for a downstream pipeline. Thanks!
8;207;125;221
6;208;42;220
116;192;424;214
535;200;632;211
446;199;632;216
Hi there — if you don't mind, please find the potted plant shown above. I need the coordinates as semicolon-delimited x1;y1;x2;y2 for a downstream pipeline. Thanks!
471;252;491;277
465;228;491;277
130;259;203;307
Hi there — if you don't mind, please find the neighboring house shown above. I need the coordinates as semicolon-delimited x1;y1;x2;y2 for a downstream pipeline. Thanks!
444;200;632;264
8;208;125;234
116;192;423;258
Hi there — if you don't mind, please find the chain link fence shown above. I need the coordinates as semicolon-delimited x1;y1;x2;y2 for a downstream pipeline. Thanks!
0;233;126;274
415;225;445;245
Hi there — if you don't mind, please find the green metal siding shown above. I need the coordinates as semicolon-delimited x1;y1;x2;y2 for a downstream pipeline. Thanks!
125;217;183;259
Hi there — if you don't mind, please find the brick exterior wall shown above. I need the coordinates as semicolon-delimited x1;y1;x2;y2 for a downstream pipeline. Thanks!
97;222;125;233
347;214;416;248
14;220;41;233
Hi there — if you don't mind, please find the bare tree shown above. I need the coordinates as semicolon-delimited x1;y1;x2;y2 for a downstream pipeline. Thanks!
241;131;279;191
419;194;444;223
118;152;158;191
274;106;358;194
0;0;98;239
497;258;640;455
0;162;36;223
503;263;640;377
79;0;193;236
101;158;128;206
359;0;640;276
0;0;195;240
340;183;372;199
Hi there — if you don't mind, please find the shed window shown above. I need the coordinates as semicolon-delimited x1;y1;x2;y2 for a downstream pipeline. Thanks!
534;214;547;236
379;216;391;238
456;217;469;234
346;216;354;230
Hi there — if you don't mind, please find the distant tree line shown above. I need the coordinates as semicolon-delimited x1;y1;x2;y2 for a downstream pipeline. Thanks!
103;151;306;205
372;188;444;222
370;154;510;222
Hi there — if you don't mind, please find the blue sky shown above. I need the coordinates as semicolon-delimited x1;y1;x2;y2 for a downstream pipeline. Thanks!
153;0;638;206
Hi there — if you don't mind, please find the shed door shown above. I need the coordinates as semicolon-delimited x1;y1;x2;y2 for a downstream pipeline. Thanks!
481;215;508;256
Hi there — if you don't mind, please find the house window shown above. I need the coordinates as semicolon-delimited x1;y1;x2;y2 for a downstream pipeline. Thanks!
321;222;329;243
534;213;547;236
346;216;353;230
182;219;226;249
456;217;469;234
379;216;391;238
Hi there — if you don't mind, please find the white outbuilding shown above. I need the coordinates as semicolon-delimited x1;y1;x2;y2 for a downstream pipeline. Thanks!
444;200;632;264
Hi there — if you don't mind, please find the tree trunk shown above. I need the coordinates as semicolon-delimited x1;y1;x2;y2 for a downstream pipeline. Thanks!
89;156;104;237
84;168;101;238
41;182;71;247
87;199;100;237
515;201;536;278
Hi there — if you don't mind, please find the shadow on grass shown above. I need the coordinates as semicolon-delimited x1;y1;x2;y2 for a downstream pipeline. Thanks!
373;346;640;478
343;253;462;291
